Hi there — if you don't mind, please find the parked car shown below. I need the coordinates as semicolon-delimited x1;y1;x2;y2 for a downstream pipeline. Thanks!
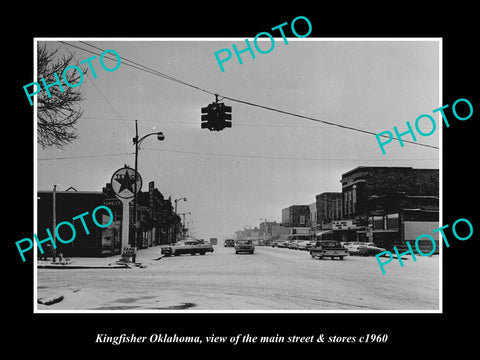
288;241;299;250
235;239;255;254
297;240;313;250
209;238;218;245
224;239;235;247
343;242;365;256
161;239;214;257
310;240;348;260
276;240;289;248
357;243;386;256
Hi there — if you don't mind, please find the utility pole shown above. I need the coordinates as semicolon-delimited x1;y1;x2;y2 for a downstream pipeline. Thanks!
133;120;139;250
132;120;165;250
52;184;57;262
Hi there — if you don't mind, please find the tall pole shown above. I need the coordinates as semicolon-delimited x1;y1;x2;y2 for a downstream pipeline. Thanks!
52;184;57;262
131;123;164;249
133;120;139;250
53;184;57;242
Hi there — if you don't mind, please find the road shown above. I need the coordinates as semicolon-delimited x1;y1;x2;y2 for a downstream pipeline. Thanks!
37;244;439;311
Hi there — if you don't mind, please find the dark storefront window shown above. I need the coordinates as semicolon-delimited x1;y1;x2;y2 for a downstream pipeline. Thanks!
387;213;399;229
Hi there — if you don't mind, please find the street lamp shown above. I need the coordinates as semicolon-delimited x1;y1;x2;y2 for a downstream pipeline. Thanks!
174;197;187;214
132;120;164;250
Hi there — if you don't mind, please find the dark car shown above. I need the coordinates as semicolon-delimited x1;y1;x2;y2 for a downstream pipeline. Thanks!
161;239;214;257
235;239;255;254
224;239;235;247
310;240;348;260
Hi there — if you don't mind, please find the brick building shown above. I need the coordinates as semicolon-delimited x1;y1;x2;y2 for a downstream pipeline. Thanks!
37;181;182;257
315;192;343;230
339;166;439;249
281;205;310;227
103;181;182;249
37;189;108;257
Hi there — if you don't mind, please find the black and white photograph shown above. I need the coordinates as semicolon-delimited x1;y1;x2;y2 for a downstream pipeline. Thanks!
33;38;441;312
7;6;478;356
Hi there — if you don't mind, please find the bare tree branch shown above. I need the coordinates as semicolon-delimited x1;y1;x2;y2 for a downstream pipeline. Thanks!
37;43;88;148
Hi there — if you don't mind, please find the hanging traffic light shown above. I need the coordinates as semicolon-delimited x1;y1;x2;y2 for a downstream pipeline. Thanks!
201;104;214;130
201;98;232;131
219;103;232;128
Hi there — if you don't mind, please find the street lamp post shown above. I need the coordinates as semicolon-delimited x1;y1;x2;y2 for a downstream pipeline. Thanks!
133;120;164;250
174;197;187;214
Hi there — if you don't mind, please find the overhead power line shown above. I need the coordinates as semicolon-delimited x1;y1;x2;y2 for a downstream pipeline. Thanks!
142;147;438;162
59;41;439;151
38;152;134;161
37;148;438;162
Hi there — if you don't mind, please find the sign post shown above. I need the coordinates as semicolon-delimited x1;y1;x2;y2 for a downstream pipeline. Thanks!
110;166;142;251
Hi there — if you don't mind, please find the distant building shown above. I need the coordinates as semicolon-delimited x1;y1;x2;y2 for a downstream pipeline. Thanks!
309;203;317;229
315;192;342;230
234;227;260;240
258;221;288;242
281;205;310;227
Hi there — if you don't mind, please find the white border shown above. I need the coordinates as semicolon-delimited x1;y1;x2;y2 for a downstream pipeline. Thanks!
33;37;442;314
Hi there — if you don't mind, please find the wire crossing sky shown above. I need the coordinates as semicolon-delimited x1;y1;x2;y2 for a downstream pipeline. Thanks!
59;41;438;151
37;39;441;238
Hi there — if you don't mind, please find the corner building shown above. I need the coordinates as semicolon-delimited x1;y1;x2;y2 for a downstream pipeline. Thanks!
340;166;439;251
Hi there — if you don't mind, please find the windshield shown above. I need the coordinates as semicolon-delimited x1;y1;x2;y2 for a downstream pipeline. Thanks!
237;240;252;244
289;235;311;241
318;241;341;247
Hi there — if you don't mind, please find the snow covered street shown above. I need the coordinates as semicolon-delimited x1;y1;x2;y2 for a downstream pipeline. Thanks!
36;245;440;312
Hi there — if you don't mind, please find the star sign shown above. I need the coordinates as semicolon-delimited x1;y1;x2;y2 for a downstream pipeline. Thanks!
115;170;136;195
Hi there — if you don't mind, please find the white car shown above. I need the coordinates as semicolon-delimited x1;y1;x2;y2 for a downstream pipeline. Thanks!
161;239;214;257
296;240;312;250
357;243;386;256
343;242;365;255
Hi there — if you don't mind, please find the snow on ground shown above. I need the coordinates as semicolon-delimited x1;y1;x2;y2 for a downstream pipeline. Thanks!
36;245;440;312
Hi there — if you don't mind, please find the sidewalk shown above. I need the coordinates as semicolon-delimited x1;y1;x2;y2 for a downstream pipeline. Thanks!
37;245;164;269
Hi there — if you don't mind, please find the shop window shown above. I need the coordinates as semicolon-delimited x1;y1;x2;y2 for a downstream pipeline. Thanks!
387;213;399;229
373;216;384;230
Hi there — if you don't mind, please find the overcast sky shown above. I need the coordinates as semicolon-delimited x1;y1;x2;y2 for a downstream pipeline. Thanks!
36;38;440;239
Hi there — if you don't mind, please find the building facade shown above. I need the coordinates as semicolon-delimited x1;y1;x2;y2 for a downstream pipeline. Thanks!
103;181;182;249
315;192;342;230
37;190;108;257
38;181;182;257
281;205;310;227
309;203;317;229
339;166;439;249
